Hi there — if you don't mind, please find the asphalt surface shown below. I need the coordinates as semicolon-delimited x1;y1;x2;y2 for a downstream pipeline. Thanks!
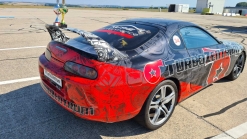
0;8;247;139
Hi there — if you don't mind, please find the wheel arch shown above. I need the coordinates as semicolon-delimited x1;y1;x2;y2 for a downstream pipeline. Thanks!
134;77;179;129
137;77;181;115
165;77;181;103
241;50;246;72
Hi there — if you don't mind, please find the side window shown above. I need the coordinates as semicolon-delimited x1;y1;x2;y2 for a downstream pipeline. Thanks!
180;27;219;49
169;32;185;49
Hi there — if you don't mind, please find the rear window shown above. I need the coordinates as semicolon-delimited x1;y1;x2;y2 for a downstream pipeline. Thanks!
92;23;159;51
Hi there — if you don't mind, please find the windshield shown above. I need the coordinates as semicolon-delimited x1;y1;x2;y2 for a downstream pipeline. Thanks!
92;23;159;51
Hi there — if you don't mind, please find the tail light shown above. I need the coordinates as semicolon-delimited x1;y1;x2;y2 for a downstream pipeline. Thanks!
64;62;97;80
45;49;52;61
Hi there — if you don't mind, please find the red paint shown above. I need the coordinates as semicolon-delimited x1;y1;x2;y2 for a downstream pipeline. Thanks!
177;82;203;102
203;48;231;84
39;45;158;122
207;56;230;84
96;29;134;39
143;59;164;84
40;43;229;123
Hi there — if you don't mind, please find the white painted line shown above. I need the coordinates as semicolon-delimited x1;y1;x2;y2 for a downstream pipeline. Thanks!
0;46;46;51
211;133;232;139
0;77;40;85
211;122;247;139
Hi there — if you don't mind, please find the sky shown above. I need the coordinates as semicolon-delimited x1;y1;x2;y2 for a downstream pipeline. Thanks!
3;0;245;7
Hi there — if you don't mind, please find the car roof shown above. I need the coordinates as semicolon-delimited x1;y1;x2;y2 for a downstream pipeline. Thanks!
119;18;196;28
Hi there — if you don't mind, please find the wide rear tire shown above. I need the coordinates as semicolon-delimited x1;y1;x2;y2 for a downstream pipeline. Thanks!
135;80;178;130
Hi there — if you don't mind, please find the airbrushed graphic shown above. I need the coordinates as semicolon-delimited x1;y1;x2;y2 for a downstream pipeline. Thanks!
202;48;231;85
99;25;151;37
143;59;164;84
39;18;246;128
46;25;128;62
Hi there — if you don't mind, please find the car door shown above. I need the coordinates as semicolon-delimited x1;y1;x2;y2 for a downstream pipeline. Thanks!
179;27;230;93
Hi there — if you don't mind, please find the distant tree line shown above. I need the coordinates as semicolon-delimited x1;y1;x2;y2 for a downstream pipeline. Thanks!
123;6;151;9
80;6;153;9
42;3;175;9
44;3;81;7
236;2;247;7
149;6;168;9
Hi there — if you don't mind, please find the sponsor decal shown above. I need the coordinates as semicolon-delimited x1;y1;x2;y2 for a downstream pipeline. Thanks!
143;46;241;84
121;40;128;47
213;63;223;81
173;35;181;46
41;82;94;116
143;59;164;84
171;46;239;74
202;48;231;84
98;25;151;37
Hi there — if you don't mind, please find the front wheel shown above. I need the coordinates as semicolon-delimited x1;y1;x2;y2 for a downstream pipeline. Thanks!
135;80;178;130
226;52;245;80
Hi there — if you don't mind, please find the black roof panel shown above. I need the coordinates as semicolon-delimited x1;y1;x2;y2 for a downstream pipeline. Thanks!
120;18;196;27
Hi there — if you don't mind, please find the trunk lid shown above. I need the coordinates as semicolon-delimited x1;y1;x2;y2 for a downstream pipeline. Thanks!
45;24;128;63
48;40;98;63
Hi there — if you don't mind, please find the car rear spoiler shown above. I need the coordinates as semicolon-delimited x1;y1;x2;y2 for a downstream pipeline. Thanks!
45;24;128;62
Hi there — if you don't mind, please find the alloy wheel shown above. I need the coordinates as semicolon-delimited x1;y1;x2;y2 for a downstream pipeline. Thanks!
148;85;176;125
233;54;245;78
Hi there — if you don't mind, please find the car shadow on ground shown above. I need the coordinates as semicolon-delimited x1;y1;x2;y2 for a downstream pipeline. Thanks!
215;78;230;83
0;84;150;139
201;78;247;119
201;97;247;118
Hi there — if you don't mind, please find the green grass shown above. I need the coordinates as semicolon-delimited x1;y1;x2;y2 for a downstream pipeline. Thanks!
189;9;196;13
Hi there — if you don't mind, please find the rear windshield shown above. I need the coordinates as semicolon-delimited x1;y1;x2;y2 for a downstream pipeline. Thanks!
92;23;159;51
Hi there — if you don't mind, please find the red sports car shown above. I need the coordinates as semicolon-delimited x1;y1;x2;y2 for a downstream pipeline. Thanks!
39;18;246;130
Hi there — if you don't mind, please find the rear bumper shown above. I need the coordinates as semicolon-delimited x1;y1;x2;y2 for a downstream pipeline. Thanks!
39;54;106;122
39;54;141;123
40;81;96;120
